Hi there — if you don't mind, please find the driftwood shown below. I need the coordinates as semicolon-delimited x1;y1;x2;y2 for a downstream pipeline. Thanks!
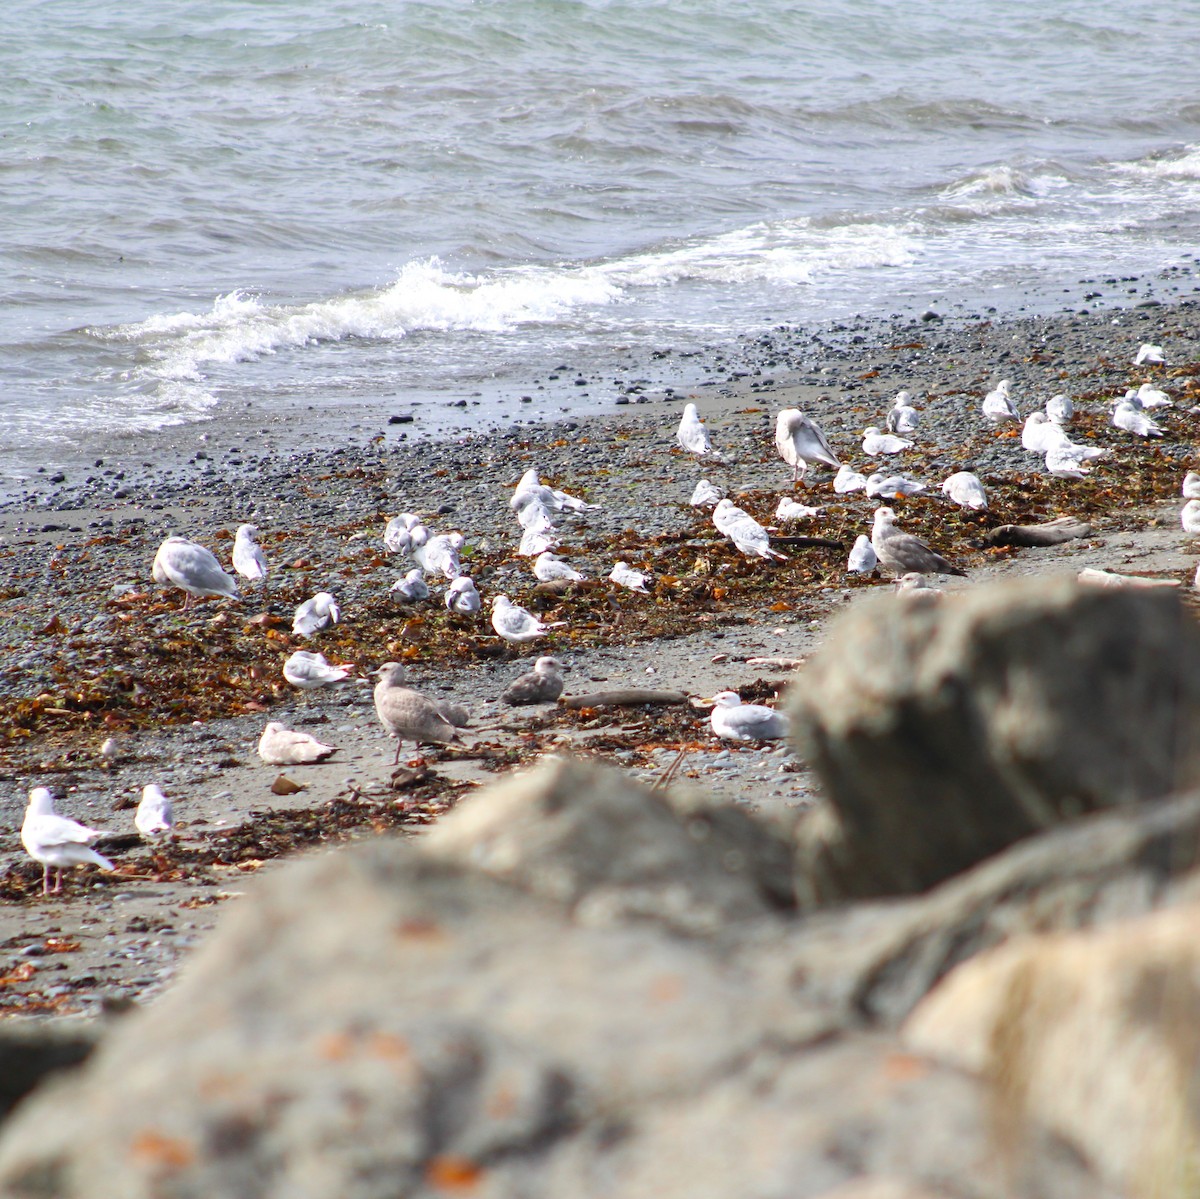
770;536;845;549
980;516;1092;548
561;689;689;709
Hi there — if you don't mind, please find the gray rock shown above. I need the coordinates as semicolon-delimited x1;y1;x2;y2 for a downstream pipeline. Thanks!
421;756;795;935
0;1020;99;1121
789;576;1200;906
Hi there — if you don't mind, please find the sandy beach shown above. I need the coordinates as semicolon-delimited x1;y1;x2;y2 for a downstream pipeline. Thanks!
2;292;1198;1016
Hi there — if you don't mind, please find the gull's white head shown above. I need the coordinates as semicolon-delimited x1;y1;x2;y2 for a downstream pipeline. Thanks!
708;691;743;709
873;506;897;529
235;523;259;539
534;656;566;675
27;787;55;814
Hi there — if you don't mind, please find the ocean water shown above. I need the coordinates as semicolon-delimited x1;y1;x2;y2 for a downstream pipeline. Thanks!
3;0;1200;481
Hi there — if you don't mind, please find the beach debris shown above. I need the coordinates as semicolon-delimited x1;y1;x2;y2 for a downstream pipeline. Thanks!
21;788;114;895
872;506;966;577
561;689;688;709
270;774;306;796
152;535;239;610
501;656;567;705
1077;568;1179;589
980;516;1092;547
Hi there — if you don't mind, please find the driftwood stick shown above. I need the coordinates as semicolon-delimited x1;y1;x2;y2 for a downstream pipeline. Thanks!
769;536;845;549
561;689;690;709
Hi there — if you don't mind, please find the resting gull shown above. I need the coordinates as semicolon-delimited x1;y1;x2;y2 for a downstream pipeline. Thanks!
534;551;585;583
501;656;568;705
446;576;481;614
491;595;564;643
609;561;651;593
704;691;790;741
834;464;868;494
135;785;174;839
712;498;787;561
886;391;920;434
1111;400;1163;438
232;524;269;600
292;592;340;638
390;568;430;603
982;379;1019;423
941;471;988;510
1134;343;1165;366
847;534;878;574
677;402;712;457
862;426;912;456
282;650;351;689
871;506;966;577
258;721;338;765
689;478;724;507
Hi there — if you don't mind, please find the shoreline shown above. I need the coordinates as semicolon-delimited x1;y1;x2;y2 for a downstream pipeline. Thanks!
1;293;1199;1016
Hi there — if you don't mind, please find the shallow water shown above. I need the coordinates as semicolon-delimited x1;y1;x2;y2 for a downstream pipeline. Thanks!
3;0;1199;479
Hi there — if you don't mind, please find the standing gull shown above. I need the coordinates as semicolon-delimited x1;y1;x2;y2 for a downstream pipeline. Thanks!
373;663;463;764
152;536;239;610
677;402;713;457
491;595;564;643
712;499;787;561
703;691;790;741
847;534;878;574
135;785;174;839
871;506;966;577
232;524;269;602
21;788;114;895
501;656;568;705
774;408;840;484
982;380;1019;423
292;592;340;638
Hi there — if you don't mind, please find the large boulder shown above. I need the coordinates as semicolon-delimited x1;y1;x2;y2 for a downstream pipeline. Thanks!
421;756;795;934
0;1020;99;1120
903;901;1200;1196
789;575;1200;906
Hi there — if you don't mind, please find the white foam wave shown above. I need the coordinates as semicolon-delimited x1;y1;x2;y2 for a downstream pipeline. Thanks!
1118;145;1200;180
942;164;1035;199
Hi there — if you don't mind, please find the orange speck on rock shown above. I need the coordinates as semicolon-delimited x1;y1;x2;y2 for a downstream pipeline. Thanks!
425;1155;483;1191
130;1130;195;1170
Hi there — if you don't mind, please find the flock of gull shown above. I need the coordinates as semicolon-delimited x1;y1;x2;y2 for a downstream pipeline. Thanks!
19;340;1191;893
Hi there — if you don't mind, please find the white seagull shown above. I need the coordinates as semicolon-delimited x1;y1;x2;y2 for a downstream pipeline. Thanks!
511;468;597;513
1183;472;1200;500
886;391;920;435
135;785;174;839
774;408;840;484
257;721;338;765
534;551;585;583
941;471;988;510
1111;400;1163;438
413;531;464;580
232;524;269;600
1022;412;1067;453
862;426;913;456
282;650;352;689
384;513;423;555
833;464;869;494
1182;501;1200;535
982;380;1019;423
689;478;724;508
1134;343;1165;366
866;472;927;499
704;691;790;741
847;534;878;574
1133;383;1172;409
1045;394;1074;425
609;561;651;593
21;788;114;895
390;568;430;603
491;595;564;643
871;506;966;577
292;592;340;638
775;498;824;521
712;498;787;561
677;402;713;457
152;536;239;610
446;576;481;614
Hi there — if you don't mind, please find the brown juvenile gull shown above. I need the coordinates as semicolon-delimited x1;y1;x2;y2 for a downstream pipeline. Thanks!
871;506;966;577
501;656;567;705
258;721;338;765
373;663;463;764
152;535;239;610
774;408;840;484
21;787;114;895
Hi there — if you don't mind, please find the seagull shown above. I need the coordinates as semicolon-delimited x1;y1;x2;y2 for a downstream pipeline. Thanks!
282;650;352;689
390;568;430;603
704;691;790;741
982;380;1019;423
774;408;840;484
135;785;174;839
862;426;913;456
689;478;724;507
152;536;239;610
384;513;422;555
446;576;481;614
517;523;559;556
373;662;463;764
1112;400;1163;438
21;788;114;895
775;497;824;521
712;498;787;561
847;534;878;574
886;391;920;435
894;573;944;598
1134;343;1165;366
232;524;269;601
609;561;651;592
511;468;597;513
1182;501;1200;534
871;506;966;577
1134;382;1172;409
1044;437;1107;478
866;472;927;499
501;656;568;705
292;592;340;638
515;496;557;531
413;531;464;580
941;471;988;510
533;551;585;583
1183;472;1200;500
1022;412;1068;453
1045;394;1074;425
833;464;868;494
677;402;713;457
491;595;564;643
258;721;338;765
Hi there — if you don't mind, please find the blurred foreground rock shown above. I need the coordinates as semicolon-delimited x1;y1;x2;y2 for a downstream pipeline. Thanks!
789;575;1200;905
